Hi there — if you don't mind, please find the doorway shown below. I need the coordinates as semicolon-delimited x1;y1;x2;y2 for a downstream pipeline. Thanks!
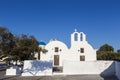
54;55;59;66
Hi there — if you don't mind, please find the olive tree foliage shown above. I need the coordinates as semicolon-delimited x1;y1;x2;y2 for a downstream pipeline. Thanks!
98;44;114;52
97;44;114;60
0;27;15;61
0;26;39;62
12;34;39;61
97;44;120;61
97;51;117;60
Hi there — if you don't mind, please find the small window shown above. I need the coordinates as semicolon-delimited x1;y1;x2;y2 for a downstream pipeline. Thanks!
80;48;84;53
74;33;78;41
60;49;62;52
80;56;85;61
55;47;59;52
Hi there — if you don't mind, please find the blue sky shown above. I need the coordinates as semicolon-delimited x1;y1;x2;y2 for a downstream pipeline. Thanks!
0;0;120;50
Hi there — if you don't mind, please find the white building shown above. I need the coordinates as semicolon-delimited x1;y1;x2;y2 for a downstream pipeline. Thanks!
22;29;120;77
40;29;96;67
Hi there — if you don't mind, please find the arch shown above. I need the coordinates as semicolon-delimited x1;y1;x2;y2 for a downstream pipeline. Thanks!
74;33;78;41
45;40;68;54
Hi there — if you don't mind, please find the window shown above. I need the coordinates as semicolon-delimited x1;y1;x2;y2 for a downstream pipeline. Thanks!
80;48;84;53
80;56;85;61
74;33;78;41
80;33;83;41
55;47;59;52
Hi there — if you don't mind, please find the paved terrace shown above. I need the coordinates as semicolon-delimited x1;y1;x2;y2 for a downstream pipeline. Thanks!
0;68;118;80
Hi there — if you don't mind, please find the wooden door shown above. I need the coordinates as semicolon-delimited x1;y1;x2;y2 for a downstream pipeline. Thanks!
54;55;59;66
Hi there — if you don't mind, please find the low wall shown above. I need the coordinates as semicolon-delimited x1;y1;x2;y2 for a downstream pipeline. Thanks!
115;61;120;80
21;60;120;77
6;66;21;75
22;60;52;76
63;61;115;76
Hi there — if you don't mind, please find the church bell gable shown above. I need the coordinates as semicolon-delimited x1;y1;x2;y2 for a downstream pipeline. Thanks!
71;29;87;46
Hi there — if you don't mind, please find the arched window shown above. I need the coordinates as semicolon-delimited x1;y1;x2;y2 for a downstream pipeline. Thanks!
74;33;78;41
80;33;83;41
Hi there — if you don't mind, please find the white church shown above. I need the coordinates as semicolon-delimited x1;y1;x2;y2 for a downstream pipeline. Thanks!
39;29;96;67
6;29;120;78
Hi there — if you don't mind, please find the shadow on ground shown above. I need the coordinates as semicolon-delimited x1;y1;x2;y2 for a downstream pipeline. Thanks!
100;62;119;80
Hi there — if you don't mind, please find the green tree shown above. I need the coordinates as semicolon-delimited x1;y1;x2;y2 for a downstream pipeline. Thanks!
0;26;40;63
115;49;120;61
0;27;15;63
97;51;116;60
97;44;115;60
98;44;114;52
13;34;39;60
117;49;120;53
115;53;120;61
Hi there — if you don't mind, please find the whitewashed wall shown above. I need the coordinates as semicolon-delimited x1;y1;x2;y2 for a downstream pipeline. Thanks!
63;61;115;76
21;60;120;76
6;66;21;75
70;31;96;61
22;60;52;76
43;31;97;64
115;61;120;80
70;42;96;61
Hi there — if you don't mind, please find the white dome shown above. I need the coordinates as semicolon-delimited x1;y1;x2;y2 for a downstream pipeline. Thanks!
45;40;68;53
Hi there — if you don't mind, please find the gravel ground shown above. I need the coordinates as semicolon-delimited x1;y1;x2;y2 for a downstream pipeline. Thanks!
0;68;119;80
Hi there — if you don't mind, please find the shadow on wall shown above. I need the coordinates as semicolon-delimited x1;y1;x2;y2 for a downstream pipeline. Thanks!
23;60;52;76
100;61;119;80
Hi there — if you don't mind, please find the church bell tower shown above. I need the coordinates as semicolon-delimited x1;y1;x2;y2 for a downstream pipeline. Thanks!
71;29;86;46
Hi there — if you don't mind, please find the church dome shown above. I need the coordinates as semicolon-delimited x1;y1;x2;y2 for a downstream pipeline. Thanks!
39;42;46;46
45;40;68;53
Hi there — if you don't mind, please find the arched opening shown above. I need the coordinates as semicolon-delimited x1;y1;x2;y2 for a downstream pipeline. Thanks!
80;33;83;41
74;33;78;41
